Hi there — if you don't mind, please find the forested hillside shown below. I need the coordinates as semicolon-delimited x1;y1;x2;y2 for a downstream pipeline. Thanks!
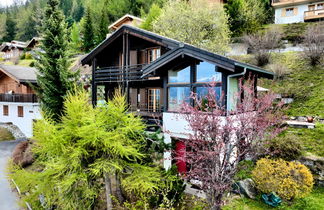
0;0;164;43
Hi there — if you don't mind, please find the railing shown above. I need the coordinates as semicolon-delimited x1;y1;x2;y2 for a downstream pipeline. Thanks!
305;9;324;20
0;94;38;103
94;64;148;83
272;0;310;4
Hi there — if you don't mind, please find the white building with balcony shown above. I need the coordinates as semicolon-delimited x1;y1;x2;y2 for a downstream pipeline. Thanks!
273;0;324;24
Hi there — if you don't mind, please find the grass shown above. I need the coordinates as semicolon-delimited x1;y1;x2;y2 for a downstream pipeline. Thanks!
0;127;14;141
223;187;324;210
289;124;324;157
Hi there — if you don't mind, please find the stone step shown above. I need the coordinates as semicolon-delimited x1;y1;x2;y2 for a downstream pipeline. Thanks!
286;120;315;129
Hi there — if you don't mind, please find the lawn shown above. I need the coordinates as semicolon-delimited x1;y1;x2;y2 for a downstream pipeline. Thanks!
0;127;14;141
223;187;324;210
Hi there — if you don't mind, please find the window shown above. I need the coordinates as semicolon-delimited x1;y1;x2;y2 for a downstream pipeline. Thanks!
286;8;294;16
168;87;190;111
318;4;324;9
148;89;161;112
3;105;8;116
147;48;161;63
309;5;315;11
18;106;24;117
196;86;222;102
196;62;222;83
168;66;190;83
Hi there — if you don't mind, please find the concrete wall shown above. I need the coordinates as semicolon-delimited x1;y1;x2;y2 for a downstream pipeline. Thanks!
0;102;41;138
274;4;308;24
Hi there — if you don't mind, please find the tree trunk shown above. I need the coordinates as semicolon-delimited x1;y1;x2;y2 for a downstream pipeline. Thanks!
104;172;113;210
115;173;125;203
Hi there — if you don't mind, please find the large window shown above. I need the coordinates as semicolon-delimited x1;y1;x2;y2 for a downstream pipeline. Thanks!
167;61;223;111
168;87;190;111
168;66;190;83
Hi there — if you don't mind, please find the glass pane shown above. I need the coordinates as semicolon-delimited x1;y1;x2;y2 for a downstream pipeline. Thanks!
148;89;160;112
196;86;222;102
196;62;222;83
168;87;190;111
168;66;190;83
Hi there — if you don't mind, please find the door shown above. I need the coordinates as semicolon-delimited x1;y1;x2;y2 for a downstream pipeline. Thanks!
148;88;160;112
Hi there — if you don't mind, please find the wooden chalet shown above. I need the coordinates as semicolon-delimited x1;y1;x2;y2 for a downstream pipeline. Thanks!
81;25;274;128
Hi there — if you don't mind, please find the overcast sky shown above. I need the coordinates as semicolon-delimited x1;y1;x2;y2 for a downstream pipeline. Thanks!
0;0;26;7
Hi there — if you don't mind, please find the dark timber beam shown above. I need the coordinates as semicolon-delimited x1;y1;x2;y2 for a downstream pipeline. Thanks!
92;58;97;107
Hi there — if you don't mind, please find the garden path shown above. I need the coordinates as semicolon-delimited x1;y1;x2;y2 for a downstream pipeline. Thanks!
0;139;23;210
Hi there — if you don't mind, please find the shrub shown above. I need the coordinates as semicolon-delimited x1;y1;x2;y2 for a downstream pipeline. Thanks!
264;134;302;161
302;23;324;66
20;53;26;60
282;23;307;44
0;127;14;141
29;61;35;67
252;158;313;200
243;28;282;66
25;53;33;59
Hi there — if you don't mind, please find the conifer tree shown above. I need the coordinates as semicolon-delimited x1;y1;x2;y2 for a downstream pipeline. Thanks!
35;0;78;122
81;7;95;52
70;22;81;53
97;5;109;44
3;13;17;42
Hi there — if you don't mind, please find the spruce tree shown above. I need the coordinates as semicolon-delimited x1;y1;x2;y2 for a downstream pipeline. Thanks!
81;7;95;52
3;13;17;42
97;6;109;44
36;0;78;122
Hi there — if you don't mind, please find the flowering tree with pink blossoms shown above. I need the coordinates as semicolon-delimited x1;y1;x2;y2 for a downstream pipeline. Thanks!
176;80;284;210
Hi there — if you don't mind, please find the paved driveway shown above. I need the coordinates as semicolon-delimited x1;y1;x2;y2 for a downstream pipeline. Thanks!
0;140;23;210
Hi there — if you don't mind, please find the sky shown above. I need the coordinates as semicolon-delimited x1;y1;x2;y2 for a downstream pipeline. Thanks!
0;0;26;7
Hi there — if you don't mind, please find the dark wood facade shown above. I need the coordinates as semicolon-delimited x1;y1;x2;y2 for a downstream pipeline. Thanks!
82;25;274;126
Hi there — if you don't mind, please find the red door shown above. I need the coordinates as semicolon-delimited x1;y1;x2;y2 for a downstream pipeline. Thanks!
175;141;186;174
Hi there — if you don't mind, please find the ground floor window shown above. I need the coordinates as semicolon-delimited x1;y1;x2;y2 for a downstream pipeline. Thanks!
17;106;24;117
3;105;8;116
148;88;161;112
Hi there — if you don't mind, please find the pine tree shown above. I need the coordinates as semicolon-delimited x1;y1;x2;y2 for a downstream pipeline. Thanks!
35;0;78;122
69;22;81;53
81;7;95;52
3;13;17;42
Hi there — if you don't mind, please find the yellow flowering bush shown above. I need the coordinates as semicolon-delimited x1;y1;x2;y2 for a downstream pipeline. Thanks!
252;158;313;200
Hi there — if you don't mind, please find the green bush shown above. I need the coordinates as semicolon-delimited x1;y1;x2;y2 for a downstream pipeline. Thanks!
234;160;255;181
20;53;26;60
252;158;313;200
282;23;308;44
25;53;33;59
265;134;302;161
29;61;35;67
149;166;185;208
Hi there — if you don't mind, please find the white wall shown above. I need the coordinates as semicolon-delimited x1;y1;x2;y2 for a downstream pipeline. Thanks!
0;102;41;138
274;4;308;24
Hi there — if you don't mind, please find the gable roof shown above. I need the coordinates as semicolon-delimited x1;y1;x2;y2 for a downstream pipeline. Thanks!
108;14;143;31
81;25;274;78
0;65;37;83
81;25;180;65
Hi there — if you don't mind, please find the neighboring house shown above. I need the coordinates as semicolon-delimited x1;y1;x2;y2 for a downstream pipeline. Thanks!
81;25;274;170
0;41;27;60
26;37;41;50
108;14;143;31
273;0;324;24
0;65;41;137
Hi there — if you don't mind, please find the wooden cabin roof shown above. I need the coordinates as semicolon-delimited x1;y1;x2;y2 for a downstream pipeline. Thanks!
0;65;37;83
108;14;143;31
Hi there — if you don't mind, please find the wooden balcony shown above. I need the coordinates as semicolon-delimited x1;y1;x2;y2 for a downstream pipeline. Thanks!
94;64;147;83
0;93;38;103
304;9;324;21
272;0;313;7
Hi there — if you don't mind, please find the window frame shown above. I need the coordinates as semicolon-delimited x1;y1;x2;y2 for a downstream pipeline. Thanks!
166;61;223;112
17;106;24;118
3;105;8;116
285;8;294;16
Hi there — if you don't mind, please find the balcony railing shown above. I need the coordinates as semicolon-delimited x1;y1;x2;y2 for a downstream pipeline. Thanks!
272;0;311;6
0;94;38;103
305;9;324;20
94;64;148;83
